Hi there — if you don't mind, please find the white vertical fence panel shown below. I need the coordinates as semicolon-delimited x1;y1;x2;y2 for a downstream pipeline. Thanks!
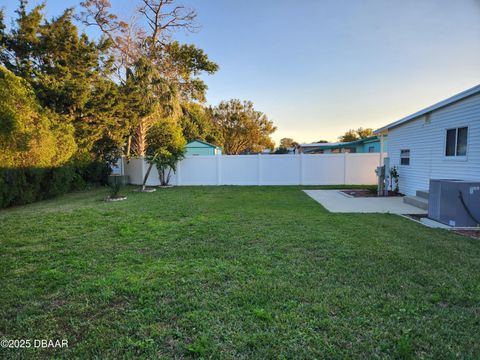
220;155;259;185
345;153;382;184
178;156;217;185
260;155;301;185
124;158;145;185
145;163;160;186
125;153;384;186
302;154;346;185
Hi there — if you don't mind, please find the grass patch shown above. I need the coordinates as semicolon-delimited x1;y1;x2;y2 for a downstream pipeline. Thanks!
0;186;479;358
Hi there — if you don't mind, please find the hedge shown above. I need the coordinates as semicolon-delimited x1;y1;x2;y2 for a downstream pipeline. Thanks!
0;162;110;208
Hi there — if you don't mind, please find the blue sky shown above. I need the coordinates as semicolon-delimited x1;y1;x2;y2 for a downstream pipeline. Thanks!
2;0;480;144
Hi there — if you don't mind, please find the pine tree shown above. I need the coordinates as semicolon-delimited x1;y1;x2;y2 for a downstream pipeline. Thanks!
0;66;76;167
0;2;126;164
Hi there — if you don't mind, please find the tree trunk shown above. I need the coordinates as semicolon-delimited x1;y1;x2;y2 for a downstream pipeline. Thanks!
158;167;164;186
141;162;155;191
126;135;132;158
157;166;172;186
166;168;172;186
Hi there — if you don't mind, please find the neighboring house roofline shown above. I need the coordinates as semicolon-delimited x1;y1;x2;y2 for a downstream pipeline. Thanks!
336;135;380;147
299;142;338;147
186;139;222;149
374;84;480;134
300;135;383;151
362;135;385;144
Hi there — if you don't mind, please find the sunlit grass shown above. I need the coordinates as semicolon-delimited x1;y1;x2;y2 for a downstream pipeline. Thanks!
0;186;479;358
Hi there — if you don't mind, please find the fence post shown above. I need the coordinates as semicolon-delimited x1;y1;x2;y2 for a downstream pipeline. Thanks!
299;153;304;185
141;156;146;185
216;155;222;185
176;158;182;186
257;154;262;185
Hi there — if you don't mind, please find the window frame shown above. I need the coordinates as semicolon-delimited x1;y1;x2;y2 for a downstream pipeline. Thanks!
444;126;468;159
400;149;410;166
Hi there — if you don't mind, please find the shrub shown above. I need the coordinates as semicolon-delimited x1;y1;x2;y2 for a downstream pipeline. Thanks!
77;161;111;185
0;162;109;208
143;119;186;188
107;176;123;199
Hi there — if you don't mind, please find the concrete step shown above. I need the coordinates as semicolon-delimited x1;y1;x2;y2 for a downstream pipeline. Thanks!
416;190;429;199
403;195;429;210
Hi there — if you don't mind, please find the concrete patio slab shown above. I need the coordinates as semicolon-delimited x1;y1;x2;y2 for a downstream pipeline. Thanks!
303;190;427;214
419;217;452;229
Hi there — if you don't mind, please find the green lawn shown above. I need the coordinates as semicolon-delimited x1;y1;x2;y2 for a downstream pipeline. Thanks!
1;186;479;359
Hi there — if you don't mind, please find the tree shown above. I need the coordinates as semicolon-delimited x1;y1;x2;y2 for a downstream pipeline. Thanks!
180;102;221;144
274;138;298;154
273;147;289;154
279;138;298;149
211;99;276;155
80;0;218;157
356;127;373;139
80;0;201;76
143;118;186;189
122;57;181;157
338;127;373;142
0;66;76;167
0;2;125;164
339;129;358;143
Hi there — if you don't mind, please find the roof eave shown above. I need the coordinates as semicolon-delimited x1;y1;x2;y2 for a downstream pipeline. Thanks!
374;83;480;134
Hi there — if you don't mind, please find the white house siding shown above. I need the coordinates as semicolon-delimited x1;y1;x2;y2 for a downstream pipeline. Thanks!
388;93;480;196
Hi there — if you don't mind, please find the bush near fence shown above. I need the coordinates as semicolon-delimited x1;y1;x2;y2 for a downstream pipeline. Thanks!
0;162;110;208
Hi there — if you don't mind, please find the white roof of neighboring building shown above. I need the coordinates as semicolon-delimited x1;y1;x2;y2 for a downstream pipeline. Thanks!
374;84;480;134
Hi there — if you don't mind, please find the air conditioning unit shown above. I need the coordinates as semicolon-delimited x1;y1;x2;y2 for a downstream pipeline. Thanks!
428;179;480;227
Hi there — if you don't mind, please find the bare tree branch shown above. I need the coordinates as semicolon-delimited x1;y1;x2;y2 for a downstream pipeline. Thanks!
79;0;199;73
138;0;199;49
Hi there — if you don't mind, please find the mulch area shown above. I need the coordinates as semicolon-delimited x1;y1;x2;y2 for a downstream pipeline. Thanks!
403;214;480;240
453;229;480;240
342;190;480;240
404;214;427;221
340;189;402;198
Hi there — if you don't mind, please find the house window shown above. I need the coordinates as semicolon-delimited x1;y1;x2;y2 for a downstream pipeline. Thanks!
445;127;468;157
400;149;410;165
368;146;375;153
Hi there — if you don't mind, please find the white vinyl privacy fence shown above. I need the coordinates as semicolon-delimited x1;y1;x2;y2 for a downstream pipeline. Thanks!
124;153;383;186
